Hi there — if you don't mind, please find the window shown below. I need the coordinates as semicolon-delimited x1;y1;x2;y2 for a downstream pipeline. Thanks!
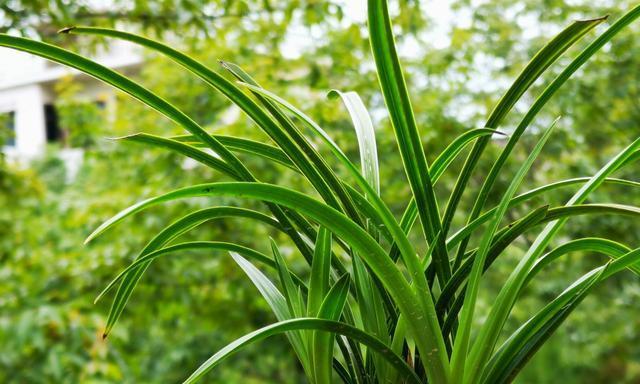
44;104;61;142
1;111;16;147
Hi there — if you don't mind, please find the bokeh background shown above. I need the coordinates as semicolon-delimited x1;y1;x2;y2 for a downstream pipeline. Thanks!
1;0;639;382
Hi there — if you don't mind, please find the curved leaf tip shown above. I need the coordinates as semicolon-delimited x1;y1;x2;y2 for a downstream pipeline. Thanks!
491;129;509;138
326;89;341;100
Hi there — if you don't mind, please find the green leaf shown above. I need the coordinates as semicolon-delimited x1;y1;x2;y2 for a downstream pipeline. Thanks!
450;8;640;274
114;133;239;178
450;118;558;384
447;177;640;254
477;202;640;260
389;315;408;384
171;133;299;171
68;26;362;223
173;131;394;244
433;129;507;182
271;238;306;318
182;318;422;384
313;275;351;384
308;227;332;317
231;252;311;376
525;237;635;289
368;0;449;295
328;90;379;196
221;83;401;246
231;251;290;321
236;83;381;218
0;33;249;179
439;205;550;335
481;262;610;384
352;253;393;382
508;177;640;206
0;32;320;340
318;275;350;320
488;17;608;127
61;27;366;259
54;27;279;181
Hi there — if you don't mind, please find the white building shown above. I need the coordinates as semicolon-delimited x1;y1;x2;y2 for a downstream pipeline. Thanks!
0;40;141;159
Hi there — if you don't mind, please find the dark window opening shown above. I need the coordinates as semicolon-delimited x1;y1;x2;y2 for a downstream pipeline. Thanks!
1;111;15;147
44;104;61;142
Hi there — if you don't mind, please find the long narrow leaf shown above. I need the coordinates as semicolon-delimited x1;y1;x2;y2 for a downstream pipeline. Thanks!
114;133;239;178
524;237;635;288
482;263;610;384
313;275;351;384
389;128;501;262
328;90;380;196
308;227;332;317
368;0;449;293
451;8;639;273
98;206;284;336
0;34;250;179
439;203;640;323
392;128;503;253
450;118;558;383
271;239;306;318
171;133;298;171
102;241;307;296
447;196;640;254
0;33;322;340
231;252;311;376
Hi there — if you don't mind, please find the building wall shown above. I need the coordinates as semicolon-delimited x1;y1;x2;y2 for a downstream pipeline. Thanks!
0;84;47;158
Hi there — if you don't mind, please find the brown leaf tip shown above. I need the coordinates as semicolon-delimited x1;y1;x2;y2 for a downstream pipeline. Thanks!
58;26;77;34
575;15;609;23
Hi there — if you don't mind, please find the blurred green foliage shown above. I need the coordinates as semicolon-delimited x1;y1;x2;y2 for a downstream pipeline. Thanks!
54;77;107;148
1;0;640;382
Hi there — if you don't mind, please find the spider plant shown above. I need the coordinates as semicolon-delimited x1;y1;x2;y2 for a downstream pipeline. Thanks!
3;1;640;383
